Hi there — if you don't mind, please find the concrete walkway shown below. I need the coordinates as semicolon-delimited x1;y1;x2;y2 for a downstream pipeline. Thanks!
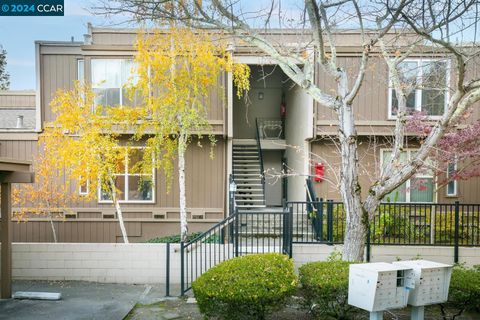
0;281;177;320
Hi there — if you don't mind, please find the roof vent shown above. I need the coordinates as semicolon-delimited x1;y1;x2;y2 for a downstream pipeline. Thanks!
83;34;92;45
16;115;24;129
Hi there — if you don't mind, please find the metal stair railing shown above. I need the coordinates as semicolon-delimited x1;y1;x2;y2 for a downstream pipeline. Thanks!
180;206;292;295
255;118;266;206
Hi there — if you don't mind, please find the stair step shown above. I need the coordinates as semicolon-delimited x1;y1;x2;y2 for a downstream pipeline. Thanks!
233;164;261;167
236;184;263;187
235;172;262;175
236;200;265;203
236;194;265;198
236;205;267;209
233;159;259;163
236;189;263;192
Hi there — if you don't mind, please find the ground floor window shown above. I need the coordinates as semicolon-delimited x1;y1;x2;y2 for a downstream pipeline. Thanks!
99;147;154;203
446;162;458;197
381;149;434;202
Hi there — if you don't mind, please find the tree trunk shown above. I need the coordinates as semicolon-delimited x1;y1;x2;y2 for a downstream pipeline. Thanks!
109;177;129;244
178;134;188;242
338;87;367;261
48;212;58;243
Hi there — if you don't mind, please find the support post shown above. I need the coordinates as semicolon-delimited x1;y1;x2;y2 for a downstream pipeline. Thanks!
165;242;170;297
369;311;383;320
366;223;371;262
454;201;459;264
1;182;12;299
411;306;425;320
180;242;185;296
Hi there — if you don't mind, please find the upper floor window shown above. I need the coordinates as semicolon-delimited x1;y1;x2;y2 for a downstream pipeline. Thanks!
389;59;449;118
381;149;434;203
77;59;84;83
91;59;139;107
99;147;154;203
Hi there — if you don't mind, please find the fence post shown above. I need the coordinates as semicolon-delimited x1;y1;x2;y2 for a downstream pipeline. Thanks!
314;198;323;241
180;242;185;296
366;224;371;262
165;242;170;297
284;206;293;258
327;200;334;244
454;201;460;264
234;209;239;257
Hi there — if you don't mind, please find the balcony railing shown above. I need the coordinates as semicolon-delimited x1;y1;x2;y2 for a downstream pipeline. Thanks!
256;118;284;140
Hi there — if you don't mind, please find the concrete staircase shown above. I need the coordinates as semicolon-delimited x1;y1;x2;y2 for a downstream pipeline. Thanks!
232;143;266;210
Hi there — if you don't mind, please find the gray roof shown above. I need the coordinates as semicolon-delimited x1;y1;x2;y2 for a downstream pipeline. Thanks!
0;108;36;130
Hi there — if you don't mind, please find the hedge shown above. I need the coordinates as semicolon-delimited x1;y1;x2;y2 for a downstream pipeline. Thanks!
192;253;298;320
299;259;355;320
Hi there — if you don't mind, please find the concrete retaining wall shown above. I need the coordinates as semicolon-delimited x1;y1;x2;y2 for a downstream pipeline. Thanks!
1;243;478;284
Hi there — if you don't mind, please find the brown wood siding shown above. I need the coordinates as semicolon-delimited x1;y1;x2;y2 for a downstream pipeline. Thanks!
0;137;226;243
41;51;226;132
0;137;226;209
315;55;480;135
0;220;218;243
315;56;389;124
311;139;480;204
0;92;35;108
0;139;38;161
41;54;78;124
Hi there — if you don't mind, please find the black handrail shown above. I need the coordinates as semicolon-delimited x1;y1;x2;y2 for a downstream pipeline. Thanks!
255;118;266;205
180;207;291;295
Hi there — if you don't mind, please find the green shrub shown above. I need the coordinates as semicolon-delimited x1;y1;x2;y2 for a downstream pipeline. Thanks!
144;232;220;243
299;259;355;320
192;253;298;320
144;232;203;243
439;265;480;319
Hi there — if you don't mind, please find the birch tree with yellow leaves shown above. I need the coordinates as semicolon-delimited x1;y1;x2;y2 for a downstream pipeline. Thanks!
13;153;79;243
132;28;250;241
41;83;142;243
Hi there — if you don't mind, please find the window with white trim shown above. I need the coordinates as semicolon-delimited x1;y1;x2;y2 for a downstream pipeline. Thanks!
446;162;457;196
77;59;84;83
79;179;89;196
91;59;139;107
381;150;434;202
99;148;154;203
389;59;449;118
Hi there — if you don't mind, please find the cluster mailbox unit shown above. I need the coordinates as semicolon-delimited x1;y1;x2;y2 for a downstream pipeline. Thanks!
393;260;452;319
348;262;415;319
348;260;452;320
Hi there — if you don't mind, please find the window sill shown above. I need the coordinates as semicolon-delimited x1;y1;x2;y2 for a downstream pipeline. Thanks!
98;200;156;204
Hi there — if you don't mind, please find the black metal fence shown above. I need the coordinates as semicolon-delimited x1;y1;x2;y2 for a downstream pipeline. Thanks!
287;200;480;247
180;207;292;295
177;199;479;295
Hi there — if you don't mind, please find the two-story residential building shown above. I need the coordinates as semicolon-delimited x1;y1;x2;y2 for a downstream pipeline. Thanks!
1;25;479;243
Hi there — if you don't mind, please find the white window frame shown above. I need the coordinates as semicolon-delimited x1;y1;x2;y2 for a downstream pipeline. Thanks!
77;59;84;83
380;148;434;203
446;162;458;197
79;179;89;196
388;59;450;120
90;58;138;108
98;147;156;204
